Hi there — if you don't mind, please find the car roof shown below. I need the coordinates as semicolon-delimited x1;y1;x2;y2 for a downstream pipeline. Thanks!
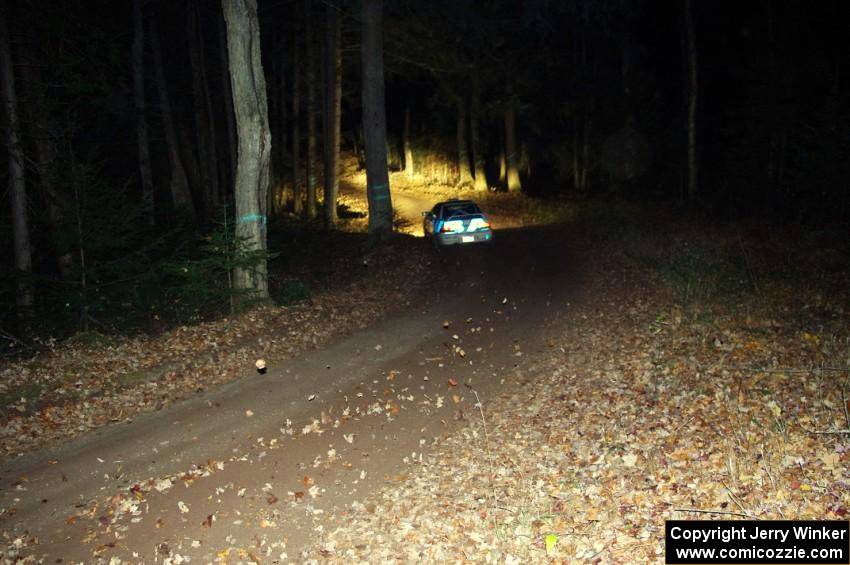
439;199;475;205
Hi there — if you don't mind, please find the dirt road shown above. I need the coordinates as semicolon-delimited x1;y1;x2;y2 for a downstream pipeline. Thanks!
1;197;579;562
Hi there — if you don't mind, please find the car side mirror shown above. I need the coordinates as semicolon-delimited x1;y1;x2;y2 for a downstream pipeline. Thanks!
421;211;431;217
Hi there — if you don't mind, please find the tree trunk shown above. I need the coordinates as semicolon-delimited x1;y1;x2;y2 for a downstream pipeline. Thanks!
765;0;783;208
498;142;506;185
222;0;271;298
268;35;285;216
274;29;288;213
304;0;318;219
403;104;414;177
218;8;237;193
470;72;487;191
0;2;33;318
684;0;698;202
573;114;580;192
580;116;591;191
361;0;393;236
151;14;196;221
505;106;521;192
456;96;472;187
17;29;73;279
188;0;220;218
133;0;155;225
621;31;632;99
187;0;215;220
178;123;203;199
322;1;341;229
291;0;302;215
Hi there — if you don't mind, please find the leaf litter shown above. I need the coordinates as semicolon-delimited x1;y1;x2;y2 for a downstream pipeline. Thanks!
0;240;431;458
298;242;849;563
2;229;849;563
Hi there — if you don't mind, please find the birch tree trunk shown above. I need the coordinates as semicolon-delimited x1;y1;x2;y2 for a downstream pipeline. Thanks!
151;15;196;221
304;0;318;219
456;95;473;187
322;1;341;229
133;0;155;226
684;0;698;202
0;1;33;317
361;0;393;236
222;0;270;298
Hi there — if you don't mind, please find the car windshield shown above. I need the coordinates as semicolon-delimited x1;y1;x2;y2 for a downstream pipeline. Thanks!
442;202;480;218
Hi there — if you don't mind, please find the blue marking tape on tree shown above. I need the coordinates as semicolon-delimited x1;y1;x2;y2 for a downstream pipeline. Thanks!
238;213;267;226
372;183;390;199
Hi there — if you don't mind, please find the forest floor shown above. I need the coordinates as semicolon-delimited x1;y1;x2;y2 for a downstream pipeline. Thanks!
1;177;849;563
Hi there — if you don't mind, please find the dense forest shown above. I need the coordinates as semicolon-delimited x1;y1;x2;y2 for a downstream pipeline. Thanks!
1;0;848;339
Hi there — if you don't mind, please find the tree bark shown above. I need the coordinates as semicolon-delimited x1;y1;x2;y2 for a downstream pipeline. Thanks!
403;104;414;177
274;28;288;213
684;0;698;202
304;0;318;219
187;0;219;218
361;0;393;236
17;28;73;278
268;31;286;216
133;0;155;225
322;1;341;229
505;106;521;192
187;0;213;219
218;8;237;192
456;95;473;187
151;14;196;221
0;1;33;317
222;0;271;298
470;73;487;191
291;0;302;215
498;143;506;185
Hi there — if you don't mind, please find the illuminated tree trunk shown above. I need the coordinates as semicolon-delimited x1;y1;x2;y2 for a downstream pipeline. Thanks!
133;0;155;225
403;104;414;176
456;96;473;187
151;14;196;221
684;0;698;202
498;144;506;185
361;0;393;236
322;1;341;229
0;2;33;317
505;106;521;192
304;0;318;219
291;1;302;215
222;0;271;298
470;74;487;191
